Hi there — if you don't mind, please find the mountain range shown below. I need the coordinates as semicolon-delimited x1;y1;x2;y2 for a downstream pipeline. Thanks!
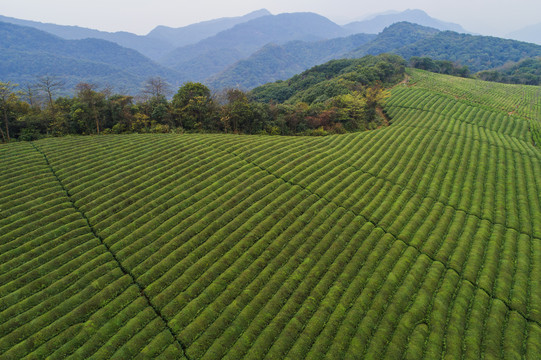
210;22;541;89
343;9;468;34
1;9;541;94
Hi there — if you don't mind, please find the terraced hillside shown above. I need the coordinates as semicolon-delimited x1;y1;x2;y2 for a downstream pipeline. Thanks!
1;70;540;359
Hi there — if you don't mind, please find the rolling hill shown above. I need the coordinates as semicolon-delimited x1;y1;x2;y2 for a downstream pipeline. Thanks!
209;21;540;91
477;57;541;85
0;14;174;61
0;21;181;93
1;69;540;358
394;30;541;72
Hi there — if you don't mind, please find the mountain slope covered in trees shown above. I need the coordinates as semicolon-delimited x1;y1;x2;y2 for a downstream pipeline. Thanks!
206;33;377;90
0;21;181;93
158;12;348;81
477;57;541;85
394;30;541;72
3;11;541;94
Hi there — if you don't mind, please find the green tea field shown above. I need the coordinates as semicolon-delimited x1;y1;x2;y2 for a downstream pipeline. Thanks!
1;69;540;359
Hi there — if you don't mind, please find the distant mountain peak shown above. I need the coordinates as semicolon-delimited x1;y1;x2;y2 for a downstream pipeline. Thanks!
146;9;272;48
507;22;541;45
343;9;468;35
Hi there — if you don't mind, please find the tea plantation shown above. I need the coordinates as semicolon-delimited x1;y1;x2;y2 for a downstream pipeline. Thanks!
1;69;540;359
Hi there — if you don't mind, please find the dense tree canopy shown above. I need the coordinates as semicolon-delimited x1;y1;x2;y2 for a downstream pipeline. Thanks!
0;55;412;141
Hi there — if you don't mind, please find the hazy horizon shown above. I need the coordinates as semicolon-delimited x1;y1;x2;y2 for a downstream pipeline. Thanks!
0;0;539;37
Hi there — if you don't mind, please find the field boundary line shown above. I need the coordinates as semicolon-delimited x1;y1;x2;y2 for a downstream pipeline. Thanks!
218;143;541;329
30;142;191;360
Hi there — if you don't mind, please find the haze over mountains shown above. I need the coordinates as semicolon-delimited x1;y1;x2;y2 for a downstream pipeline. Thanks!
1;8;541;94
343;9;468;34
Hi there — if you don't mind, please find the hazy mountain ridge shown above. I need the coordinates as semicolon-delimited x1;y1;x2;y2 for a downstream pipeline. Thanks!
158;12;349;81
0;21;181;93
0;14;173;60
347;22;440;57
147;9;271;47
3;9;541;94
206;33;377;89
343;9;468;34
507;22;541;46
0;9;271;60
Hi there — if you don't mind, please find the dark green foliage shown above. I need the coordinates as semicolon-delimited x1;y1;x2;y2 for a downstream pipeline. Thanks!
477;57;541;85
409;57;471;77
171;82;216;130
395;30;541;72
348;22;440;58
251;54;405;104
1;55;404;140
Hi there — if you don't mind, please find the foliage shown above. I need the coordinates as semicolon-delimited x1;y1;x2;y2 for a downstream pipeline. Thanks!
395;30;541;72
477;57;541;85
251;54;405;104
409;56;471;77
0;56;405;141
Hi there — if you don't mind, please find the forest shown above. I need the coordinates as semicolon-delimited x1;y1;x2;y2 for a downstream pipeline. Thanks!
0;54;405;142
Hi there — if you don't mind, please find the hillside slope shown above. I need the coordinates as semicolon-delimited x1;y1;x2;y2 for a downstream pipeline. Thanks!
1;71;540;358
395;31;541;72
347;22;541;72
0;14;174;60
159;12;347;81
206;33;376;90
0;21;181;93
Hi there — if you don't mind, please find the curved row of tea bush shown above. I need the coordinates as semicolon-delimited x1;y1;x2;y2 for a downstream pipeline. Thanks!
0;143;187;359
2;70;540;358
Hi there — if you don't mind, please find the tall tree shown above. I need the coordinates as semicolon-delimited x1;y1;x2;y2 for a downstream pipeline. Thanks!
142;77;172;99
220;89;253;133
171;82;214;129
0;82;20;142
75;83;105;135
36;76;64;113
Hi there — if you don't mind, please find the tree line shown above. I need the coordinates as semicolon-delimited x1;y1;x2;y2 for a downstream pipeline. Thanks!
0;77;391;142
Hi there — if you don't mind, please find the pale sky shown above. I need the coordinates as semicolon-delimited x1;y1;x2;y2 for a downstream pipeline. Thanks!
0;0;539;36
